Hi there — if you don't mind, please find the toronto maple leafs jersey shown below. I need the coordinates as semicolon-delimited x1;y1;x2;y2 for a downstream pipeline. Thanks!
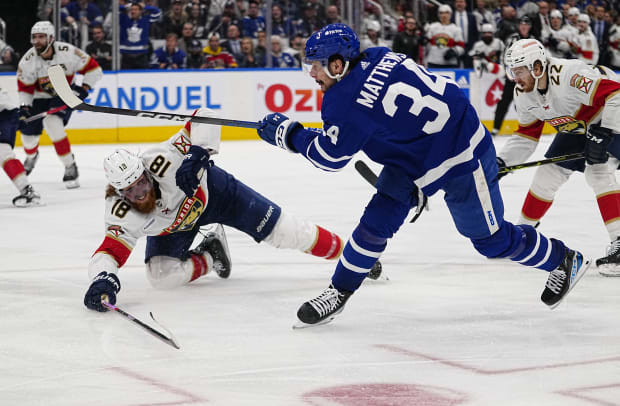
499;57;620;166
290;47;492;196
17;41;102;106
92;122;219;268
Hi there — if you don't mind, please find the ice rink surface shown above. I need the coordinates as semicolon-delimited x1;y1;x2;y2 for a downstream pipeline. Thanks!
1;135;619;406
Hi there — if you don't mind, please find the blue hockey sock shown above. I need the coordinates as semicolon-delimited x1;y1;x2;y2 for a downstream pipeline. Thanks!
510;225;565;271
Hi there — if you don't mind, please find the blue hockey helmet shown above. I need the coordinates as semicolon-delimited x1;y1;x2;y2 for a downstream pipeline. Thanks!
304;23;360;81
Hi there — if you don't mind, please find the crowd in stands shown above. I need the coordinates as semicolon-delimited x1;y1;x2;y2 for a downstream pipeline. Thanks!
0;0;617;72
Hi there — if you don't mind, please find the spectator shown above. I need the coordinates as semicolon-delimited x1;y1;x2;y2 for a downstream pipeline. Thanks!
86;24;112;70
610;16;620;70
162;0;188;38
119;1;162;69
186;38;205;68
222;24;243;61
151;32;186;69
452;0;479;68
286;33;305;66
566;7;580;35
208;1;241;39
268;35;297;67
425;4;464;68
532;1;552;40
271;4;295;37
473;0;495;31
201;33;237;68
238;36;261;67
295;2;326;38
0;38;18;72
254;30;266;64
242;1;266;38
360;20;388;51
65;0;104;31
496;6;519;42
591;6;611;65
392;17;422;63
545;9;574;58
325;5;341;24
187;3;208;38
572;13;598;64
178;22;196;54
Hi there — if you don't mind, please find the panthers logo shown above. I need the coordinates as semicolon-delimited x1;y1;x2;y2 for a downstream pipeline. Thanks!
547;116;586;134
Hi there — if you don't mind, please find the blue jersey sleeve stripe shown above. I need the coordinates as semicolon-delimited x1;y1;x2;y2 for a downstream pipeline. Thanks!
305;144;348;172
414;123;486;190
339;255;373;274
312;137;354;163
350;235;383;258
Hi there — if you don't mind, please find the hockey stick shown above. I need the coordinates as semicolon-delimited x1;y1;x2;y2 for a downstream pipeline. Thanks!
499;153;584;174
354;160;428;223
102;301;181;350
24;105;68;123
47;65;261;129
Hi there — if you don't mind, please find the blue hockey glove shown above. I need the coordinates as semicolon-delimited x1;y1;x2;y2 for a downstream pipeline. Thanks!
585;124;613;165
176;145;210;198
84;271;121;312
257;113;303;152
71;84;89;100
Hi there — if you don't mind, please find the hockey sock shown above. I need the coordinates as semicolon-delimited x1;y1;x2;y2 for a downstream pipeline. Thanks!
510;224;565;271
189;253;210;282
520;190;553;223
331;225;386;292
52;138;74;166
2;158;28;191
21;134;39;157
308;226;343;260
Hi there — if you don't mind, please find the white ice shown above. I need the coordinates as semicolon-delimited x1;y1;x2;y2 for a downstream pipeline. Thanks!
1;135;619;406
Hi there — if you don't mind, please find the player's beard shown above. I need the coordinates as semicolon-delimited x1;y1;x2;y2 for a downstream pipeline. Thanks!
131;187;157;214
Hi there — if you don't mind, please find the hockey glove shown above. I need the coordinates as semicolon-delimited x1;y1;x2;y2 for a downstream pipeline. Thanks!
496;156;509;180
444;48;458;61
257;113;303;152
84;271;121;312
176;145;210;198
585;124;613;165
18;105;32;130
71;84;89;100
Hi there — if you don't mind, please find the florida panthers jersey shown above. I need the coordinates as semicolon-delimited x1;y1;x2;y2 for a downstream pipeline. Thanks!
424;22;464;66
611;25;620;68
17;41;102;106
546;26;575;58
290;47;491;196
572;29;599;64
93;125;212;267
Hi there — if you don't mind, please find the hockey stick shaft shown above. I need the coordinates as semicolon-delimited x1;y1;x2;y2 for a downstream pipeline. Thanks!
499;153;584;173
47;65;260;129
24;105;68;123
102;301;181;349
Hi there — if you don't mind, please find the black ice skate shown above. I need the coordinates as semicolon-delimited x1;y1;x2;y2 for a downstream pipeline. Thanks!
24;151;39;175
541;249;590;309
12;185;42;208
295;285;353;328
193;224;231;278
63;159;80;189
366;260;386;280
596;237;620;277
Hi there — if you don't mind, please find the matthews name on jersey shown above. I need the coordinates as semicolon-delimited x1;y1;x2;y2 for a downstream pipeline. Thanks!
17;41;102;105
289;47;491;197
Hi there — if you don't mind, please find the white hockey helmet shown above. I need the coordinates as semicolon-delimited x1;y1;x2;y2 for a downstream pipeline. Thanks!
103;149;145;190
31;21;55;50
505;39;547;84
549;9;562;19
577;13;590;24
481;23;494;33
438;4;452;15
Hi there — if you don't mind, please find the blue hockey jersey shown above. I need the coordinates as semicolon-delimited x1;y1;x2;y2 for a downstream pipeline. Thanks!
290;47;493;196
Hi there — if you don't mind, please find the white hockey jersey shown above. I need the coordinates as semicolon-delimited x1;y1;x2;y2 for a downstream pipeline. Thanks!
469;38;505;76
17;41;103;106
609;24;620;68
545;26;575;58
499;57;620;165
571;28;598;64
91;118;221;270
424;22;464;65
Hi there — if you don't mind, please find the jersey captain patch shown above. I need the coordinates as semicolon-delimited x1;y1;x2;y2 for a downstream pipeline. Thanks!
569;74;593;94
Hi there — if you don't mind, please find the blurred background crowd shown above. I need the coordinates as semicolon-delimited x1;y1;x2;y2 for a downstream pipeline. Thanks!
0;0;618;72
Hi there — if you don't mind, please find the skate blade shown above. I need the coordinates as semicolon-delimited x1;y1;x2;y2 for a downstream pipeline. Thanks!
13;199;45;208
549;258;591;310
366;274;390;282
64;180;80;189
292;316;336;330
598;263;620;277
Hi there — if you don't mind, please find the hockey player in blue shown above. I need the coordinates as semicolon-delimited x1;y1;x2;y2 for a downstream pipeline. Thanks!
256;23;591;326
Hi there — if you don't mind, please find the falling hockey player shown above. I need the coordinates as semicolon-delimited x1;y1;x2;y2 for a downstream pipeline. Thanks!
84;108;382;312
497;39;620;276
256;23;590;327
17;21;102;188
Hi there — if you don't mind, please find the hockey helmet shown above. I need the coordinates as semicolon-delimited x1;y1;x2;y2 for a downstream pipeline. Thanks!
577;13;590;24
31;21;55;53
481;23;494;33
104;149;146;191
304;23;360;81
505;38;547;84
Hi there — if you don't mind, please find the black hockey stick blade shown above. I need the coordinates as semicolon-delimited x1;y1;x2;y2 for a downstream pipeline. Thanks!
354;160;427;223
47;65;260;129
499;153;584;174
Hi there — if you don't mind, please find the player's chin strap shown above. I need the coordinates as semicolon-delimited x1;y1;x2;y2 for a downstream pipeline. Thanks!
533;66;546;91
323;60;350;82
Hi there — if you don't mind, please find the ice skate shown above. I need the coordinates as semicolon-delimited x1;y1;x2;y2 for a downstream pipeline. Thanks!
193;224;231;278
12;185;42;207
23;151;39;175
366;260;387;281
596;237;620;277
294;285;353;328
63;160;80;189
541;249;590;309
